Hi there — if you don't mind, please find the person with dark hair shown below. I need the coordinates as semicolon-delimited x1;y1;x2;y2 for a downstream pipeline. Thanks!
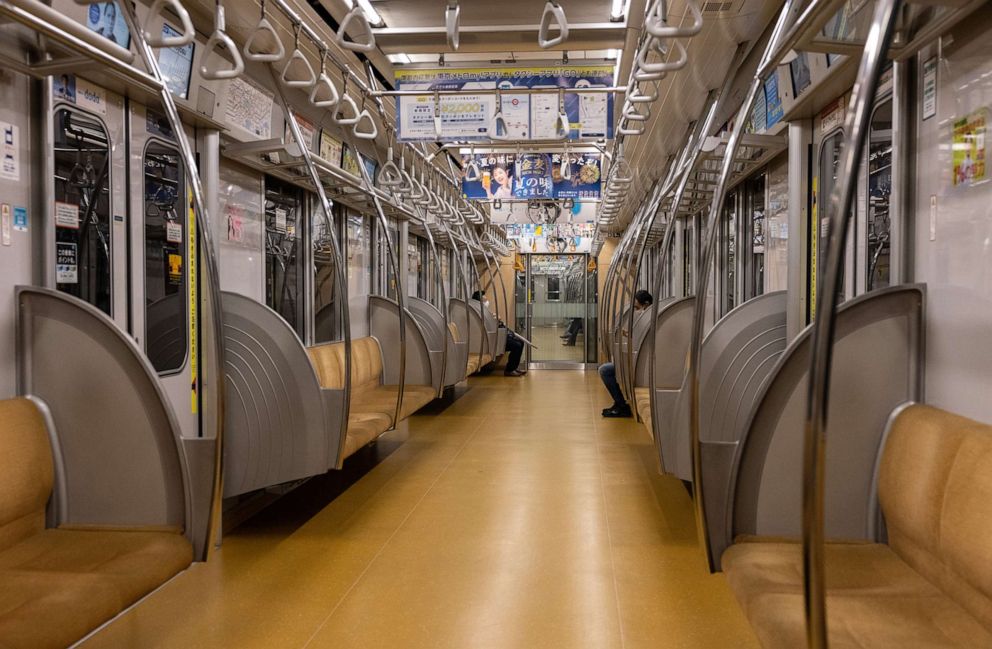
600;289;653;417
471;290;526;377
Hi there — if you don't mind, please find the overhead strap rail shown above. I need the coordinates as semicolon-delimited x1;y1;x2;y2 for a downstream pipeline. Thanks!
686;0;803;573
115;0;226;561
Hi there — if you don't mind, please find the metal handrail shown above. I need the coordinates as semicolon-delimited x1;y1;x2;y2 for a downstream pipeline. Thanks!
117;0;225;561
269;69;353;467
802;0;902;646
685;0;800;573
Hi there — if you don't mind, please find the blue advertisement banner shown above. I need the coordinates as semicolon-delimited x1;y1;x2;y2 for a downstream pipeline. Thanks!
765;74;784;130
460;152;601;201
395;65;614;142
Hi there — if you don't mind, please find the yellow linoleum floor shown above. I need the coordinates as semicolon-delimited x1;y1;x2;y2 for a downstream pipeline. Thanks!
83;371;759;649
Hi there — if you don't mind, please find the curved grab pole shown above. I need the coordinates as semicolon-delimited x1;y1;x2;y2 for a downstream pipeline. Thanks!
345;130;407;429
440;218;475;374
268;68;352;463
538;0;568;49
244;0;285;63
200;1;244;80
646;0;703;39
117;0;225;559
336;5;376;53
803;1;902;646
685;0;801;572
142;0;194;47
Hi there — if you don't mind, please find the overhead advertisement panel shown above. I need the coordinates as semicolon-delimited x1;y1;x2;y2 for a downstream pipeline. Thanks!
461;152;602;201
505;223;596;254
394;65;614;142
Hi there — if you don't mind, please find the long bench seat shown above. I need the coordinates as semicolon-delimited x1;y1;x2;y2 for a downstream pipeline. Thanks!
722;404;992;648
0;398;192;649
466;352;492;375
308;336;435;459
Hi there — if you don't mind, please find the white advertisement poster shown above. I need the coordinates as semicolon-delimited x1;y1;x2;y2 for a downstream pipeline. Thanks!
224;77;274;139
530;92;562;140
55;201;79;229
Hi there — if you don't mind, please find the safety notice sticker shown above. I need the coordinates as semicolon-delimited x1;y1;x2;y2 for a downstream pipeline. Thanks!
56;242;78;283
55;201;80;229
1;122;19;182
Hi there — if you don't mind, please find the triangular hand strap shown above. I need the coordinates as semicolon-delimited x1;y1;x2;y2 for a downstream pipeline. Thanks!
336;7;376;53
538;1;568;49
244;16;285;63
310;73;340;108
281;49;316;88
143;0;194;48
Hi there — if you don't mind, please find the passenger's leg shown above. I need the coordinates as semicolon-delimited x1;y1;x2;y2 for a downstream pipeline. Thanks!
503;336;525;375
598;363;630;416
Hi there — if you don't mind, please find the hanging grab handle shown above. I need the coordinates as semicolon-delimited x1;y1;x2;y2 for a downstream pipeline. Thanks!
433;91;444;139
201;4;244;81
646;0;703;39
627;80;659;103
633;65;665;83
538;1;568;49
446;1;460;51
637;37;688;73
353;109;378;139
464;158;481;181
334;93;361;125
336;6;376;53
143;0;195;48
560;149;571;180
244;1;284;62
623;101;651;122
310;53;340;107
281;29;316;88
489;89;511;140
612;157;635;183
554;88;570;139
379;144;404;188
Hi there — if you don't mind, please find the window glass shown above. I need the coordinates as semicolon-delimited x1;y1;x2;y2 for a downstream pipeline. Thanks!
867;99;892;291
53;109;113;315
264;176;305;337
143;141;187;373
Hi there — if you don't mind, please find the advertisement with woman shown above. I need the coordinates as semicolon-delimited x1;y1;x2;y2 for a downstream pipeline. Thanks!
461;153;601;201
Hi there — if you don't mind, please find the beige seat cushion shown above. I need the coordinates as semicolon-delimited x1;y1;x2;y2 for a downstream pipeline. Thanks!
634;387;651;432
0;399;53;552
722;405;992;648
722;541;992;648
343;412;393;458
308;337;383;393
349;385;436;423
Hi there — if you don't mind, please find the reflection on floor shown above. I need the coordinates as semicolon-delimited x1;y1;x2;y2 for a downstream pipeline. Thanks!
83;372;759;649
530;324;585;362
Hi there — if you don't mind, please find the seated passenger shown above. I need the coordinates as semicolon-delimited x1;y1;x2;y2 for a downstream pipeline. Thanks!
561;317;582;346
600;289;653;418
472;290;526;377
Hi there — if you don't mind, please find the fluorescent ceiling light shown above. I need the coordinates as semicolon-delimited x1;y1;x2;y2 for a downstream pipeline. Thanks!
346;0;385;27
388;53;412;64
610;0;628;21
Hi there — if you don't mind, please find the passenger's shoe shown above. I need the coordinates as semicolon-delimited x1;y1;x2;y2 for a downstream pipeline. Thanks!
602;404;632;418
504;369;526;377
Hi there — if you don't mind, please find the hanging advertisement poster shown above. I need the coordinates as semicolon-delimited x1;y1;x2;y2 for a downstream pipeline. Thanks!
395;65;614;142
505;223;595;253
342;144;378;183
952;107;987;187
765;73;784;130
461;153;601;201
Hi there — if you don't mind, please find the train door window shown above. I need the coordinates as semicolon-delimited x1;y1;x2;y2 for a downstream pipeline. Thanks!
143;141;187;374
809;129;846;321
867;98;892;292
408;237;420;297
53;109;113;315
347;213;371;297
722;196;737;315
547;275;561;301
441;247;451;298
312;208;337;343
683;220;693;296
748;174;767;298
264;177;305;338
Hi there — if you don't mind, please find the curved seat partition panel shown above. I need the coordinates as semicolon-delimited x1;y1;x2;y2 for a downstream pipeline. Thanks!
446;322;469;385
450;298;488;373
369;295;435;391
471;301;499;360
220;292;342;499
15;286;194;542
407;296;447;387
648;296;694;476
724;285;926;569
695;291;788;557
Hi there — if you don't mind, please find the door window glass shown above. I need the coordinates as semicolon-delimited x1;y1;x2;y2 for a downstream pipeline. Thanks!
143;141;187;374
867;99;892;291
264;176;305;338
53;109;113;315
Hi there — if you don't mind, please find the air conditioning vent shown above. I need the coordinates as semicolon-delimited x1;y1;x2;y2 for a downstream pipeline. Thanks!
702;1;734;12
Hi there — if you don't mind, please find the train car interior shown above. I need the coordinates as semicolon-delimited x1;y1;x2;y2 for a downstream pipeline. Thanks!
1;0;991;646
